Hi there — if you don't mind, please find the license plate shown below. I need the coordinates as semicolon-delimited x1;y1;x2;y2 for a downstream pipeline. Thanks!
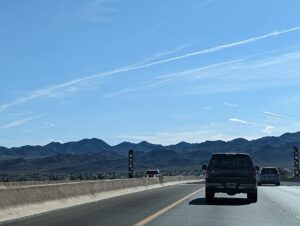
226;183;236;188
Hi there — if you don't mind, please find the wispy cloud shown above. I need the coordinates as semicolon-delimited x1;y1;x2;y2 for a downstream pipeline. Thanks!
83;0;118;22
137;25;300;68
123;44;190;71
263;111;289;120
156;59;244;80
1;25;300;112
44;122;55;128
110;20;170;47
229;118;255;125
147;78;173;90
262;125;275;135
117;130;236;145
116;122;262;145
1;116;41;130
0;78;103;112
138;44;190;65
224;102;239;107
112;0;213;47
151;50;300;95
151;49;300;92
6;112;33;117
104;88;134;98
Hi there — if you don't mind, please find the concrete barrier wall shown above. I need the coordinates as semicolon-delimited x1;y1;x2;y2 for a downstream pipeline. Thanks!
0;177;162;208
0;180;85;188
0;176;200;189
281;176;300;182
0;176;203;223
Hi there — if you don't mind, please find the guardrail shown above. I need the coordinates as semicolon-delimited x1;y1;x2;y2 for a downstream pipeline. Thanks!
0;176;203;223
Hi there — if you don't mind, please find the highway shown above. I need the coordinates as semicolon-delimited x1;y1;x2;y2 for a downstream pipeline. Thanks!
2;181;300;226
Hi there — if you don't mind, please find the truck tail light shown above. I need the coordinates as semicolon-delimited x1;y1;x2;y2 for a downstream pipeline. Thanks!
206;170;214;179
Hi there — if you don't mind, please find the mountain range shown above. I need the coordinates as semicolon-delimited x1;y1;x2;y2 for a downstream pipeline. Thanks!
1;132;300;174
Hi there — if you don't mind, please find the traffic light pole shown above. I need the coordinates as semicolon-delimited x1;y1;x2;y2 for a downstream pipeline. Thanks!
293;146;299;177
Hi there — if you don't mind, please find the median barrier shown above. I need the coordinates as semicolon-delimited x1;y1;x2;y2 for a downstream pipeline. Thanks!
0;176;203;223
280;176;300;182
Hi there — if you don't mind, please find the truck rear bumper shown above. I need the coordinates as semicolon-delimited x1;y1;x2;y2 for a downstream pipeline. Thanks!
206;182;256;194
258;179;280;184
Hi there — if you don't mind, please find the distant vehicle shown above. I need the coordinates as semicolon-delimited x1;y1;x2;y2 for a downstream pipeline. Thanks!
145;169;161;178
202;153;257;203
257;167;280;186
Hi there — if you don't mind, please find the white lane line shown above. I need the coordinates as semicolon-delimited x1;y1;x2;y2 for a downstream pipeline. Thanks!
134;187;204;226
178;182;204;186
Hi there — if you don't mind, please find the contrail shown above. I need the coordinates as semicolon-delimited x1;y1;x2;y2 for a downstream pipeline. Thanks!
1;115;41;129
135;25;300;68
229;118;255;125
263;111;289;118
1;25;300;112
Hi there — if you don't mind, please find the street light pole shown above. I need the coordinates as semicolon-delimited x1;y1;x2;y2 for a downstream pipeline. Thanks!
128;149;134;178
293;146;299;177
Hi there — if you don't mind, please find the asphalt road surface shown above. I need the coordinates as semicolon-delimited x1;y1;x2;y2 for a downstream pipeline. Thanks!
2;181;300;226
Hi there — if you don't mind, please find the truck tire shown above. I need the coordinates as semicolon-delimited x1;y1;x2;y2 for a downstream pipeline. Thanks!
205;189;214;203
247;191;257;203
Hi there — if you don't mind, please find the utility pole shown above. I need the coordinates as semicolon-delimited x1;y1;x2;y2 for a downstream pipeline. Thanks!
293;146;299;177
128;149;134;178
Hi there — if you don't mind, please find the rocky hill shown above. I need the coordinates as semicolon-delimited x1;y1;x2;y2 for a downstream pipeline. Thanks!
1;132;299;173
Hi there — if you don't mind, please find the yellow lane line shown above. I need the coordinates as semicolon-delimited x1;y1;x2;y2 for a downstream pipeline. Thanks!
134;187;205;226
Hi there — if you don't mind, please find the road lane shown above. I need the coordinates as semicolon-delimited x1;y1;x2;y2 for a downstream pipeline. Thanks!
1;182;204;226
259;184;300;220
2;182;300;226
147;183;300;226
134;188;204;226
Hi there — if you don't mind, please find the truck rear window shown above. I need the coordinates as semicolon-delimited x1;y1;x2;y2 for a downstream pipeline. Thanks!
261;168;278;174
209;155;253;169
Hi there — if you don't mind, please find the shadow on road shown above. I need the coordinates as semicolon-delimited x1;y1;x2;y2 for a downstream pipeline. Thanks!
189;197;251;206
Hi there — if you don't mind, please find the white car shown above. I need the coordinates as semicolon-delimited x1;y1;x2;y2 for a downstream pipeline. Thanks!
258;167;280;186
145;170;161;178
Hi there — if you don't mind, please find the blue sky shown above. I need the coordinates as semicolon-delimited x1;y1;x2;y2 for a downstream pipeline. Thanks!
1;0;300;147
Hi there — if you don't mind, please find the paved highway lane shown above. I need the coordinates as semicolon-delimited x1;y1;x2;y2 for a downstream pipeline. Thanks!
1;182;204;226
2;181;300;226
147;182;300;226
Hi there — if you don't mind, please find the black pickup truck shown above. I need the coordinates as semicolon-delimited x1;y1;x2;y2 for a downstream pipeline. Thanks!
202;153;257;203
